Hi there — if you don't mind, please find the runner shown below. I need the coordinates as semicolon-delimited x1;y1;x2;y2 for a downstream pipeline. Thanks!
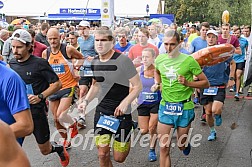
114;27;133;56
0;120;31;167
136;48;161;162
154;30;209;167
0;59;33;146
232;27;248;100
77;21;97;128
128;28;159;67
200;30;236;141
9;29;70;166
78;28;142;167
42;27;84;149
189;22;210;122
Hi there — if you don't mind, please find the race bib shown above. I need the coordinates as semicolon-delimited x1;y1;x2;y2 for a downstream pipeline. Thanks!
26;84;34;95
163;102;184;116
142;92;158;102
203;87;218;95
96;115;120;133
83;66;93;77
51;64;65;74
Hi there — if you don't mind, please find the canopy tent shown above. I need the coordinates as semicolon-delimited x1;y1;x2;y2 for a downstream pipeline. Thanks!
11;18;31;25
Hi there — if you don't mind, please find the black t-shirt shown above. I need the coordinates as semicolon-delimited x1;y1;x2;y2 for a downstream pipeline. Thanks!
9;55;59;110
91;52;137;115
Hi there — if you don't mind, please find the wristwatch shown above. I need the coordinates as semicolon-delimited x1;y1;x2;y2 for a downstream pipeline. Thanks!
38;93;44;100
229;77;235;81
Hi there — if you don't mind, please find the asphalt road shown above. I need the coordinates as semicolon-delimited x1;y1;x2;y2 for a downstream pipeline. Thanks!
23;89;252;167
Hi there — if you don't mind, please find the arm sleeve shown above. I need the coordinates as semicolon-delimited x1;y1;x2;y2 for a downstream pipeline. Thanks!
39;59;59;84
6;73;30;115
189;56;202;76
120;56;137;79
234;37;240;48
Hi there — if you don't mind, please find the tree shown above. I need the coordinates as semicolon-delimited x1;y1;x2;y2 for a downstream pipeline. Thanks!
164;0;251;26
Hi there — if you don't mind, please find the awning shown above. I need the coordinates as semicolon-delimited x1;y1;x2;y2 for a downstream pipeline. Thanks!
47;14;101;20
31;14;101;21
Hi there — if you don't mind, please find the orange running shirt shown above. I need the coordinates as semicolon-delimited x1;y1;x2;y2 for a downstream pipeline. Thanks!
48;50;77;89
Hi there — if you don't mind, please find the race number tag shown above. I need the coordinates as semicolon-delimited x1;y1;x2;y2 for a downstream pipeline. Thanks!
26;84;34;95
142;92;158;102
51;64;65;74
96;115;120;133
203;87;218;95
163;102;184;115
83;66;93;77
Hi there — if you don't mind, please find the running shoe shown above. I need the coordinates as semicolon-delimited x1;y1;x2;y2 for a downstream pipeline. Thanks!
234;93;239;101
148;149;157;162
63;140;71;150
77;117;86;129
69;122;78;138
132;121;138;130
208;131;216;141
182;143;191;156
59;146;70;167
214;115;222;126
239;88;243;94
229;88;234;92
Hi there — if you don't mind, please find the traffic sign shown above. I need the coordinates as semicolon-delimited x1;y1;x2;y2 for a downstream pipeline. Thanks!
146;4;149;13
0;1;4;9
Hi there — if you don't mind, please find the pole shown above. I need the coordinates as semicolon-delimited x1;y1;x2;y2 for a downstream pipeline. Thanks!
83;0;90;20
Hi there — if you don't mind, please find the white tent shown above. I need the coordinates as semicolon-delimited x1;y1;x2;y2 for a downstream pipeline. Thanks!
0;0;159;17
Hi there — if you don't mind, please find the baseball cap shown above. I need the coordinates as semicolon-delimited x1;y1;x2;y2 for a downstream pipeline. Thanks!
79;20;90;27
11;29;32;44
206;30;218;36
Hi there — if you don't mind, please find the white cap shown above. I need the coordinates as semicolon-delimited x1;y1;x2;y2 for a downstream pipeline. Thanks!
11;29;32;44
206;30;218;37
79;20;90;27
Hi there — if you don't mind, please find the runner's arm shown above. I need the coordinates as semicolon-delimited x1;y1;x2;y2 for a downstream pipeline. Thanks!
114;73;142;116
234;46;242;55
10;109;34;138
178;72;209;89
0;120;31;167
82;79;100;103
66;45;85;69
40;80;62;99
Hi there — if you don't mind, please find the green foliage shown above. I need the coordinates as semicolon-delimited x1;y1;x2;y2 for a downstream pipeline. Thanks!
164;0;251;26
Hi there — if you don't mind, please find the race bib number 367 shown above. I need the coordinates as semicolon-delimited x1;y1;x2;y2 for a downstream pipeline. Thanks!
96;115;120;133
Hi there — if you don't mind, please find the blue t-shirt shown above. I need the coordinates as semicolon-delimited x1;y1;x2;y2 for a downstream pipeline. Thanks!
78;35;97;57
233;37;248;63
0;64;30;145
114;43;133;53
0;60;7;66
203;58;232;86
189;37;207;53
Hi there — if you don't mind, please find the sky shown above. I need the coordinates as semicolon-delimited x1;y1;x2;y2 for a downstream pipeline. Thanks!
0;0;159;17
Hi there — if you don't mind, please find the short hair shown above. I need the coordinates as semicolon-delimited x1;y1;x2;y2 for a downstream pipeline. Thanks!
94;27;114;41
164;30;180;43
233;27;241;33
116;27;127;35
28;29;35;38
68;31;79;37
0;29;9;38
222;23;230;28
199;22;210;30
41;23;50;31
244;25;251;31
139;28;150;38
142;48;156;57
